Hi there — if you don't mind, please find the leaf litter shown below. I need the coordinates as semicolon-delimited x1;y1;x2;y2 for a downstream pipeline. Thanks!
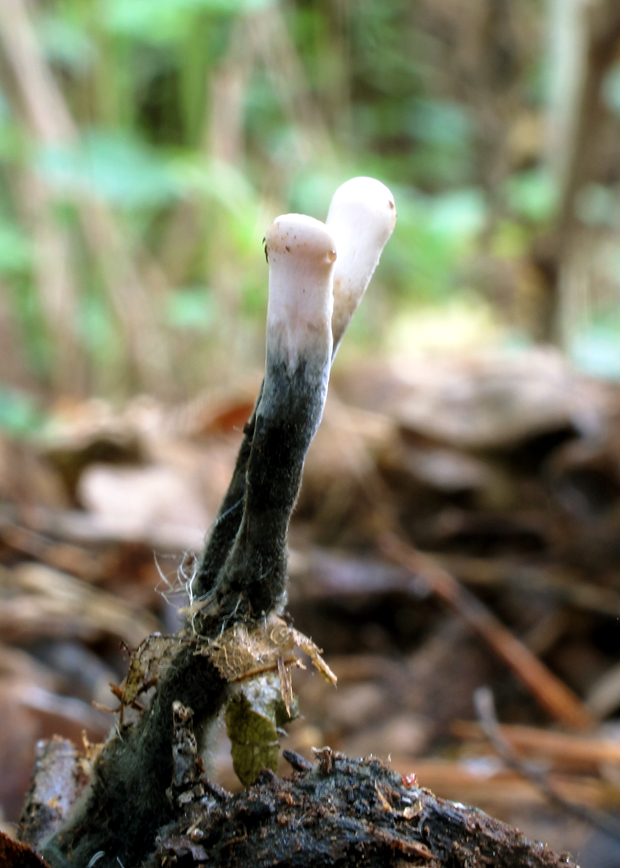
2;350;620;862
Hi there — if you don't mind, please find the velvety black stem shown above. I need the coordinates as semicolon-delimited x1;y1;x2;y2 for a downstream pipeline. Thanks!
206;352;329;626
41;646;227;868
192;382;264;601
193;340;332;607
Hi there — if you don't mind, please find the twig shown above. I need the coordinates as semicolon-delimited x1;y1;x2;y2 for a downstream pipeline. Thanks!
0;0;174;394
474;686;620;844
453;719;620;768
379;532;595;731
434;554;620;620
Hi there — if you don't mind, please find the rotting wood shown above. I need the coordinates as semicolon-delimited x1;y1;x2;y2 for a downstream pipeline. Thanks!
19;748;581;868
148;749;580;868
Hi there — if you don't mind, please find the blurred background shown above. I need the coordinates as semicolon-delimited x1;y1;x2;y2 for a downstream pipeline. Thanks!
3;1;620;865
1;0;620;407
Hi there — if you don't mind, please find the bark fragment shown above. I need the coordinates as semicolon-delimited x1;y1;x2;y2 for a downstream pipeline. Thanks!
151;749;579;868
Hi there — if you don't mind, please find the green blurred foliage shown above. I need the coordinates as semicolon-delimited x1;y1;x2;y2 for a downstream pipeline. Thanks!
0;387;43;436
36;131;181;206
0;0;563;397
572;317;620;380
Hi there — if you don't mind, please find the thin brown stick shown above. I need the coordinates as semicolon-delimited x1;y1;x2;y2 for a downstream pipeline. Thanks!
0;0;84;393
379;531;595;731
473;686;620;843
393;756;618;809
435;553;620;619
248;6;334;164
453;719;620;768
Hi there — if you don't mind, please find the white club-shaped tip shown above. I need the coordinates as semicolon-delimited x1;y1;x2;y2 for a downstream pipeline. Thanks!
265;214;336;365
326;176;396;352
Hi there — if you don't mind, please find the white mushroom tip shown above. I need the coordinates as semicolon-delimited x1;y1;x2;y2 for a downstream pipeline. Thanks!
265;214;336;367
328;177;396;234
326;177;397;352
265;213;337;265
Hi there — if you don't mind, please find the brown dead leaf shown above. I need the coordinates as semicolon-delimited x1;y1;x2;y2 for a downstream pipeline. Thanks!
200;614;336;713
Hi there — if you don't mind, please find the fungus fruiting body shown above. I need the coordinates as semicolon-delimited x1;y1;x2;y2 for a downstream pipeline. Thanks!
205;215;337;622
193;178;396;605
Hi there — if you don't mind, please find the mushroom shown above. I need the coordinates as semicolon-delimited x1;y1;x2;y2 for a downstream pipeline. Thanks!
192;179;396;608
200;215;337;622
326;176;396;355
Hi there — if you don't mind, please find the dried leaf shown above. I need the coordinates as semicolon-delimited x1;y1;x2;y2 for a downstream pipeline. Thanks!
119;632;180;709
201;614;336;714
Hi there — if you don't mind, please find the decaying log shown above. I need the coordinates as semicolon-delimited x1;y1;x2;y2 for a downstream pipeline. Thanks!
18;745;579;868
149;749;579;868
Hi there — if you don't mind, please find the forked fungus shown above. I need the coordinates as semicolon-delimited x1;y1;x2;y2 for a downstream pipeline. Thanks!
193;178;396;605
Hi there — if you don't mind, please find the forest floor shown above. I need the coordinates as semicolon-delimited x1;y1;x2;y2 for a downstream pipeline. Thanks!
2;347;620;866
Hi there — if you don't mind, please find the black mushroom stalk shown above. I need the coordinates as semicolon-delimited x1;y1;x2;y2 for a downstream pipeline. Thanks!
192;177;396;606
195;214;337;627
